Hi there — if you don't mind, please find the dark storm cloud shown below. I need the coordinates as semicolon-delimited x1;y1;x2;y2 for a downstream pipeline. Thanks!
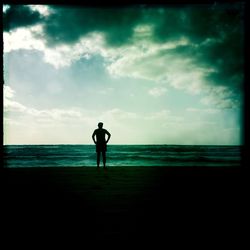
202;33;244;90
149;4;244;94
3;5;43;32
43;6;143;47
196;6;244;91
142;4;244;44
4;4;244;49
166;24;244;90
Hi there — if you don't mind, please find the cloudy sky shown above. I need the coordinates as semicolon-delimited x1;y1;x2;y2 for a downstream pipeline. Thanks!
3;4;244;145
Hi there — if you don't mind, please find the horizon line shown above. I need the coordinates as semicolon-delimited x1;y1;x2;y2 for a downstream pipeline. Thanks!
3;143;242;146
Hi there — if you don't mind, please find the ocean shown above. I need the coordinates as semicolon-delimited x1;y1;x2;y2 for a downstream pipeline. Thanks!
3;144;242;168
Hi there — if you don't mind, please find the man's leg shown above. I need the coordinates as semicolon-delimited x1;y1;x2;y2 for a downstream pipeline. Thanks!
102;151;106;168
97;151;101;167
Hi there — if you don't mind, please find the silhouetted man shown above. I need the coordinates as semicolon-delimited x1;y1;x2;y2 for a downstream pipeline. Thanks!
92;122;111;168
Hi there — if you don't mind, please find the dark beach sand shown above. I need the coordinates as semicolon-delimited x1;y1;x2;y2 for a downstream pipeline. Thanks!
3;166;247;246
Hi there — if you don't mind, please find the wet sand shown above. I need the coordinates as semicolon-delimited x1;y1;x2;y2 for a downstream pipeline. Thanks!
3;166;247;246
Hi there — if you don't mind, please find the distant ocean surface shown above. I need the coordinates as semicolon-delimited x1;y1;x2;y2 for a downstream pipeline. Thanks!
3;145;242;168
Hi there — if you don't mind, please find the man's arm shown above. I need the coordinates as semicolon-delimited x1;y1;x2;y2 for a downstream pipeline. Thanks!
92;130;97;144
105;130;111;143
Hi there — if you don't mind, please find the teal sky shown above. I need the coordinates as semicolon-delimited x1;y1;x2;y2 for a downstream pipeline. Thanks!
3;4;244;145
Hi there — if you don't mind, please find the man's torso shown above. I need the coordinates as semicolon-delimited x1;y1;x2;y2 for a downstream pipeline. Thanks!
95;128;107;144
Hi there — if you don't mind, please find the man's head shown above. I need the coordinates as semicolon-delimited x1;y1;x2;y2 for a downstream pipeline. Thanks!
98;122;103;128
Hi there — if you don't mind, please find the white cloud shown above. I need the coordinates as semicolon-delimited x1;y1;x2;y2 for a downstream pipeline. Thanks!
3;97;140;144
148;87;167;97
3;25;45;53
3;86;138;135
4;85;26;112
105;37;191;82
186;107;220;114
41;32;108;68
4;85;84;123
101;108;137;121
167;68;206;94
3;25;105;68
29;5;51;16
201;86;241;109
3;5;10;13
25;108;82;120
4;99;27;113
133;24;154;39
144;110;183;124
145;109;170;120
4;85;15;98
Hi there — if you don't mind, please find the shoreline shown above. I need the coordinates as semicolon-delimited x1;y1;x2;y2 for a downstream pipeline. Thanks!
3;162;242;168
